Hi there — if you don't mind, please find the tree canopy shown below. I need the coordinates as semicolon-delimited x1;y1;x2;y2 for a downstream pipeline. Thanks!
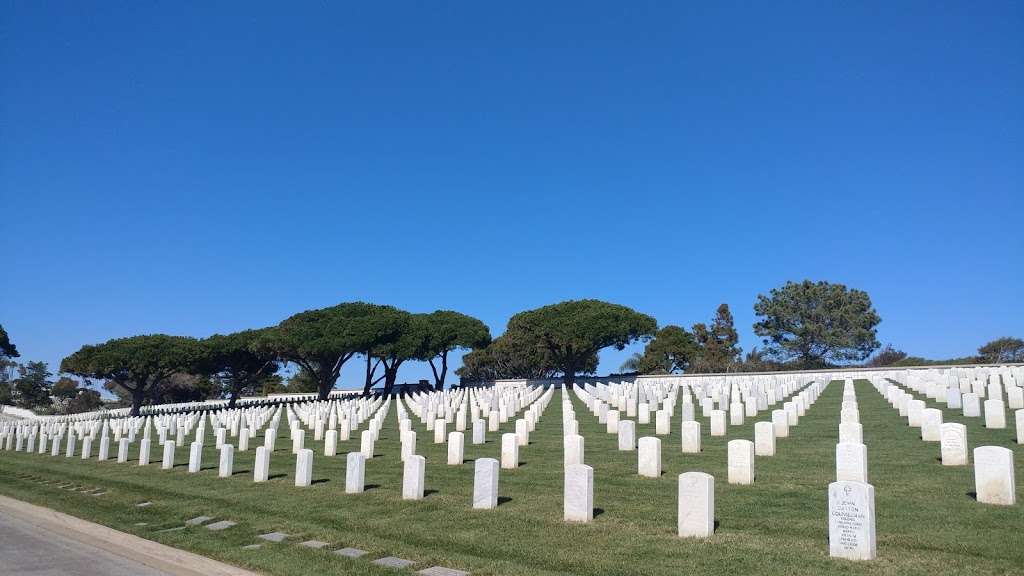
420;310;491;390
457;330;588;382
0;324;18;359
261;302;407;400
368;310;430;394
506;299;656;386
635;325;698;374
753;280;880;368
690;304;742;373
977;337;1024;364
197;328;280;408
14;361;52;410
60;334;203;416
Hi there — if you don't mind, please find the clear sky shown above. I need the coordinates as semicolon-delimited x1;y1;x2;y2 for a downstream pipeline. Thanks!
2;1;1021;390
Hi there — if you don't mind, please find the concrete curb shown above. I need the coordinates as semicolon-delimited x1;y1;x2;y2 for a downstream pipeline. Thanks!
0;494;260;576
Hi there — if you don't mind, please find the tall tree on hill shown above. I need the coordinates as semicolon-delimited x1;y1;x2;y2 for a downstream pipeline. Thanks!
14;361;52;409
260;302;406;401
977;337;1024;364
421;310;491;390
691;304;742;373
61;335;202;416
197;328;281;408
456;330;592;382
753;280;880;368
367;311;431;396
506;300;657;387
635;325;699;374
0;324;19;398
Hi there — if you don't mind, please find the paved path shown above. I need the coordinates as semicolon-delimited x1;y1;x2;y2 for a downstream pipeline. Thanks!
0;495;257;576
0;512;172;576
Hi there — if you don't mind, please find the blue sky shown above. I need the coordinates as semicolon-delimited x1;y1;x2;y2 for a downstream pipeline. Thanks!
2;1;1021;390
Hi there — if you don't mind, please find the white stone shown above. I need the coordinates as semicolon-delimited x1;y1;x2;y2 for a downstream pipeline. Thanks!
638;437;661;478
472;419;485;445
118;438;130;463
447;432;464;465
680;421;701;453
345;451;366;493
606;410;620;434
710;410;726;436
1017;409;1024;445
618;420;636;451
962;393;981;417
655;410;670;435
940;423;968;466
828;480;876;560
727;440;754;485
836;442;868;482
138;439;151;466
501;433;519;469
564;434;584;467
839;422;863;445
218;444;234;477
973;446;1015;505
984;399;1006;429
772;410;789;438
294;448;313;487
98;437;110;461
360;430;375;459
401;430;416;462
754;421;775;456
402;454;426;500
188;441;203;473
563;464;593;522
473;458;499;509
316;429;334;457
515;419;529;446
291;429;305;454
677;472;714;538
252;445;269;482
434;419;446;444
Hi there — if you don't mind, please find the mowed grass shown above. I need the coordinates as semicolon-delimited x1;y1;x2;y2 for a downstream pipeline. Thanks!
1;379;1022;576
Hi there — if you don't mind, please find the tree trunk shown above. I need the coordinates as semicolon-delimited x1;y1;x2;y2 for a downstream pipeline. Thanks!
317;373;333;401
228;387;240;409
382;362;400;396
130;387;146;417
431;352;449;392
562;359;576;389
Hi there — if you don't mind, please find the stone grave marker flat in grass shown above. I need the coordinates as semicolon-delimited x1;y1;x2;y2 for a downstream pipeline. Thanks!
333;547;368;558
259;532;290;542
373;556;416;569
205;520;236;531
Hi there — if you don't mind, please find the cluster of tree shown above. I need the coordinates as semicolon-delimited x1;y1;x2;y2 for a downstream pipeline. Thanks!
618;280;884;376
0;325;103;414
458;300;657;385
60;303;492;416
863;337;1024;368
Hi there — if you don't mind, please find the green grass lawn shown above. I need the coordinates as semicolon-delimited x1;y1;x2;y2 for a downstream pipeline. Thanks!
1;379;1022;575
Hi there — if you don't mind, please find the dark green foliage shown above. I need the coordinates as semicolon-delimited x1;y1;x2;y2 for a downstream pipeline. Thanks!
13;361;52;409
0;324;18;359
66;388;103;413
60;334;203;416
197;329;280;408
753;280;881;368
421;311;491;390
690;304;742;373
456;330;588;381
260;302;407;400
864;344;908;367
977;337;1024;364
506;299;657;386
635;325;698;374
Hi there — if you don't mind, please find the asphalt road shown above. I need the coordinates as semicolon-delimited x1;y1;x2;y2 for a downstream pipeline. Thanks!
0;513;173;576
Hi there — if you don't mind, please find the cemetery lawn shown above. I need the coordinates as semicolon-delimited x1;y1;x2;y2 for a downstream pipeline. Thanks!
1;381;1023;576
